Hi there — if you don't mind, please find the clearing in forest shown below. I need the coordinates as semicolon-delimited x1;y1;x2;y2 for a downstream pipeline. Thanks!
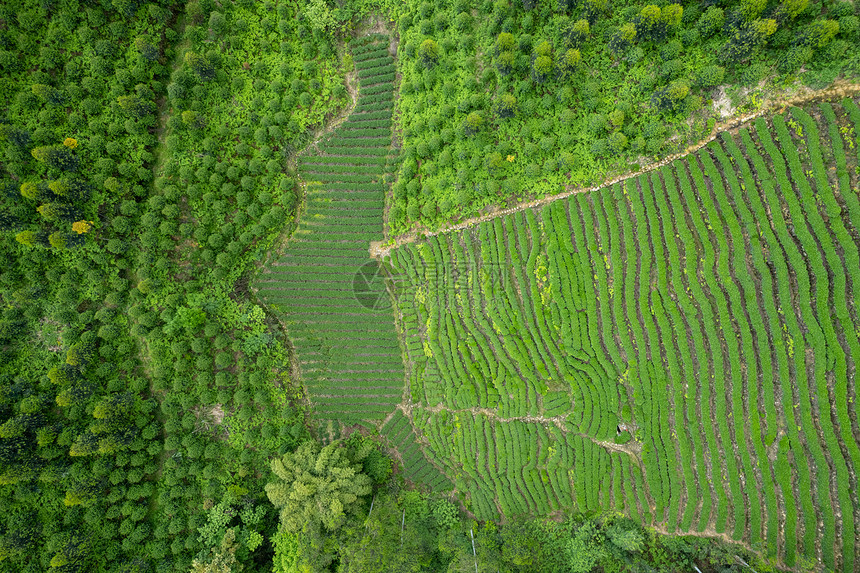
387;99;860;571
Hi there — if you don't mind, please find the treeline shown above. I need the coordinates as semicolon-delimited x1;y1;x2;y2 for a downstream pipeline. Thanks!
263;435;768;573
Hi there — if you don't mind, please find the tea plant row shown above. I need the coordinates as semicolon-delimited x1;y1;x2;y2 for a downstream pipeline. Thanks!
389;100;860;571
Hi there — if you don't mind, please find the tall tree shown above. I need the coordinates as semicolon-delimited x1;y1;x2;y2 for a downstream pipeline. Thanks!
265;440;372;533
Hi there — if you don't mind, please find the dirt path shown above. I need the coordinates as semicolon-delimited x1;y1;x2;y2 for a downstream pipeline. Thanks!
142;12;188;392
394;401;642;461
298;67;359;159
370;80;860;260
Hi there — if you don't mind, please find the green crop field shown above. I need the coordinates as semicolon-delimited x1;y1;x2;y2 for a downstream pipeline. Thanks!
252;46;860;565
256;58;860;566
255;34;452;491
256;35;451;489
387;99;860;570
255;35;404;424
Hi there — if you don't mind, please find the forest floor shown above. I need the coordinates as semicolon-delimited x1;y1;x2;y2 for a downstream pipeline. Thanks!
370;79;860;260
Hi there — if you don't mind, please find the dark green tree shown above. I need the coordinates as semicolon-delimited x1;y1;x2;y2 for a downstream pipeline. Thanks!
132;35;158;61
720;18;776;64
496;93;517;118
418;39;439;68
185;51;216;81
609;23;637;56
697;6;725;38
464;112;484;136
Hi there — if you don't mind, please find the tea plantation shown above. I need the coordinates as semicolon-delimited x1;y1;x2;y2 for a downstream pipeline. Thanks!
388;100;860;570
2;0;859;570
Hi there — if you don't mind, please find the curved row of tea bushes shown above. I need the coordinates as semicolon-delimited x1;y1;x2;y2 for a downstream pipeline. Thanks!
390;100;860;571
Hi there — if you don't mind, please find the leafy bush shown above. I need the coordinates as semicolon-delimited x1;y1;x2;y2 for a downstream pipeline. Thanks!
609;23;637;56
418;39;439;67
697;7;725;38
777;45;813;73
464;112;484;135
565;521;606;573
695;64;726;87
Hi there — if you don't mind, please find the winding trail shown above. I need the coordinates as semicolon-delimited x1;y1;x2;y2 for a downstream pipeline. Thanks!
393;401;642;461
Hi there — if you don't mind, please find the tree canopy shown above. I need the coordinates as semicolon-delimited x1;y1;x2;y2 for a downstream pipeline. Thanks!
265;440;373;534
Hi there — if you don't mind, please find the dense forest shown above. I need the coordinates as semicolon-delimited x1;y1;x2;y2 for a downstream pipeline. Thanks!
0;0;856;571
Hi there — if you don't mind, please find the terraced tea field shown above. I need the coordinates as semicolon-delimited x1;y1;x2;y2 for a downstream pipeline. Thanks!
388;100;860;569
255;36;404;423
257;48;860;568
254;35;451;489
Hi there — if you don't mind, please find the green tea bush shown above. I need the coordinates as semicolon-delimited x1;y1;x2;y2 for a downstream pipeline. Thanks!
464;112;484;135
419;38;440;67
695;64;726;87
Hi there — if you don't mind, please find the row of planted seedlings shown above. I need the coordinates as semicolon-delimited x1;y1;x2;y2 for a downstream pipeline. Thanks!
379;409;453;491
751;115;837;566
390;183;650;521
257;35;405;427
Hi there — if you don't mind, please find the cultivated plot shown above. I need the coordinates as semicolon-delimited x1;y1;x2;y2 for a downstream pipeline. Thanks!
255;35;451;491
256;35;403;424
390;99;860;570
